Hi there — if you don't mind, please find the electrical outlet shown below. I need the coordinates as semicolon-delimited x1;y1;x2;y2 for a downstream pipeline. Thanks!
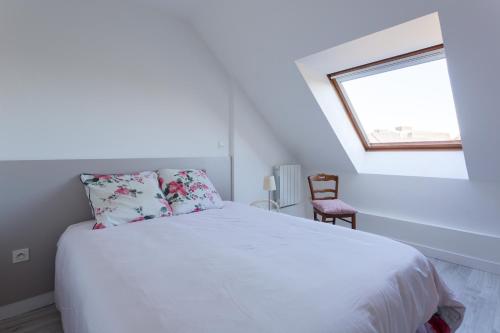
12;248;29;264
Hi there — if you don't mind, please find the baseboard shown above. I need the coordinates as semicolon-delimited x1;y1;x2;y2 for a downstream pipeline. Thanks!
358;212;500;275
398;239;500;275
0;291;54;321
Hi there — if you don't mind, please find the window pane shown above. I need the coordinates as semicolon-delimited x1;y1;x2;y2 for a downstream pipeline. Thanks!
340;58;461;144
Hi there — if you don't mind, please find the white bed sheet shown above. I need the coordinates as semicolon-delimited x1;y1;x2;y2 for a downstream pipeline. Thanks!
55;202;464;333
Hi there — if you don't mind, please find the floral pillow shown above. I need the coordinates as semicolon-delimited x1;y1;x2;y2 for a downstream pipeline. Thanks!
81;171;173;229
157;169;224;215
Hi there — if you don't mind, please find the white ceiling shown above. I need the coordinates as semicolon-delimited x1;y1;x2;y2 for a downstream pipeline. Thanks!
143;0;500;180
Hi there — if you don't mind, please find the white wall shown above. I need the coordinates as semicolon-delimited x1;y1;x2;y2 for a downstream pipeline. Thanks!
0;0;231;160
297;165;500;273
0;0;294;202
338;174;500;238
163;0;500;273
232;87;294;204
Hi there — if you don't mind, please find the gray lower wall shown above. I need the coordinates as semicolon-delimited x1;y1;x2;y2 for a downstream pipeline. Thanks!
0;157;231;306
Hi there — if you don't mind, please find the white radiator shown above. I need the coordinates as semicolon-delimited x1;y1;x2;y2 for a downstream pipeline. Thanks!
273;164;301;208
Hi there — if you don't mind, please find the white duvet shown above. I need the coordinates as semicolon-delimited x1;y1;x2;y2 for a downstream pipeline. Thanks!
55;202;464;333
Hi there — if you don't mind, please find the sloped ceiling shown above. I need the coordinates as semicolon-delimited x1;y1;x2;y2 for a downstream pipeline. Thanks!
146;0;500;180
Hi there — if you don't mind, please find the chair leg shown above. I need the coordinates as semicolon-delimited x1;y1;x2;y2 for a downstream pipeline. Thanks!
313;211;318;221
351;214;356;230
332;218;336;225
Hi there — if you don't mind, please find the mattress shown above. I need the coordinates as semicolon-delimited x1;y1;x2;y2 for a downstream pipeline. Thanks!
55;201;464;333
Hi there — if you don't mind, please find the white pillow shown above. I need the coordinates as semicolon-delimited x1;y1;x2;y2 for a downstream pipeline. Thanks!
81;171;172;229
157;169;223;215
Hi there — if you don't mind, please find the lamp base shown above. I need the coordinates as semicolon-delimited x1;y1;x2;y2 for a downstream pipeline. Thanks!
268;191;271;210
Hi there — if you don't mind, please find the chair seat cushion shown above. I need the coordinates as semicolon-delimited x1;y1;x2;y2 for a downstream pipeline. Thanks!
312;199;356;215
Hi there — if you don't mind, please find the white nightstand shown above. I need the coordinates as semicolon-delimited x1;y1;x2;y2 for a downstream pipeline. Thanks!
250;200;280;212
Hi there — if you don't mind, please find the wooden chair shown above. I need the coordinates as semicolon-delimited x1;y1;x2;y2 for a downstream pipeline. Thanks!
307;174;357;229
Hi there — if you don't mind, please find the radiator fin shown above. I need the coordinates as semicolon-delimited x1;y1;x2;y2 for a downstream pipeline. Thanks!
274;164;301;208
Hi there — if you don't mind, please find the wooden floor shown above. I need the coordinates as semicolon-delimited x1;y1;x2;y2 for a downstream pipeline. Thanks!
0;258;499;333
0;304;62;333
428;258;500;333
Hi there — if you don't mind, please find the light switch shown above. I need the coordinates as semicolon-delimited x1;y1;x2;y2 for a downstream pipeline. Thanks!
12;248;29;264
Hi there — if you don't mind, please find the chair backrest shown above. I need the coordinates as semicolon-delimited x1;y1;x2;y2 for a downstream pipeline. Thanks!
307;173;339;201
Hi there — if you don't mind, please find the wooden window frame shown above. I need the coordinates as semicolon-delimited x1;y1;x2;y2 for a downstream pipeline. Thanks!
328;44;462;151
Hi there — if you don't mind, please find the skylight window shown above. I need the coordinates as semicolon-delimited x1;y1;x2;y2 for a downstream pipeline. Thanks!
329;44;462;151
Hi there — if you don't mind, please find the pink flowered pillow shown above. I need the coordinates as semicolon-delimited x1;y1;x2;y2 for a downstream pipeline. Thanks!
157;169;224;215
81;171;173;229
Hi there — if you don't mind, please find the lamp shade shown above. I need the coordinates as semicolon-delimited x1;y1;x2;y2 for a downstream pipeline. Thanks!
263;175;276;191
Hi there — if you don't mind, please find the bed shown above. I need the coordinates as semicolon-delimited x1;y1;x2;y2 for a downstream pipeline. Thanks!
55;201;464;333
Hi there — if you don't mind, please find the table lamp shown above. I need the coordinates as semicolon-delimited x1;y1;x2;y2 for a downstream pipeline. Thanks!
263;175;276;211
